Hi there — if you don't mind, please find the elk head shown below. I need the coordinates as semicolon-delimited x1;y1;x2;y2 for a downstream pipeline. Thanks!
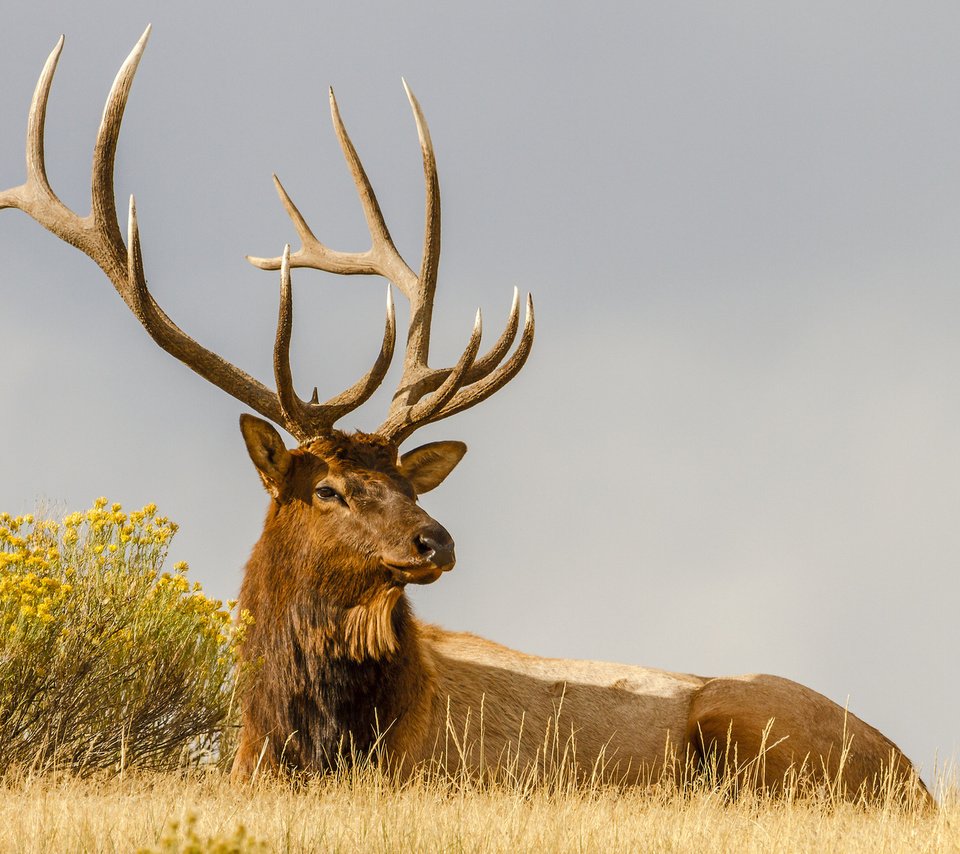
240;416;466;597
0;28;534;607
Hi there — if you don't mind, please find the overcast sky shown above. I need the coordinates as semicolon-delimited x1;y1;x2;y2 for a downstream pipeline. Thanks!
2;1;958;785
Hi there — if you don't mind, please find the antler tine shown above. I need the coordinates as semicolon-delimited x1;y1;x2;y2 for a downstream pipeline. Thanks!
467;287;520;381
3;29;292;428
0;36;80;239
247;90;419;297
401;78;441;375
90;25;151;264
380;293;535;444
431;293;534;423
273;245;397;442
397;286;523;400
24;36;64;204
274;245;306;439
379;309;484;444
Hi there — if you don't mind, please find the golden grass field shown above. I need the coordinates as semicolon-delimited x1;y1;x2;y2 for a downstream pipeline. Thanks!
1;507;954;852
0;768;956;854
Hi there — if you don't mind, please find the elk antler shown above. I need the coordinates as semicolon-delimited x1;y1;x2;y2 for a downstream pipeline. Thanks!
247;83;535;445
0;28;397;443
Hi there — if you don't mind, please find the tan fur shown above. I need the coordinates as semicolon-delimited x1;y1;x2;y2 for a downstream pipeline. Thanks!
375;623;926;799
342;587;405;661
685;674;918;796
406;624;699;784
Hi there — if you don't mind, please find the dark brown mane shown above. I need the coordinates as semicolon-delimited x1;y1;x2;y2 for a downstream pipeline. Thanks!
241;586;423;772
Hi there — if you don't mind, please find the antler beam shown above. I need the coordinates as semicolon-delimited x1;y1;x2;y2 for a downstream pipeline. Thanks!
0;29;397;443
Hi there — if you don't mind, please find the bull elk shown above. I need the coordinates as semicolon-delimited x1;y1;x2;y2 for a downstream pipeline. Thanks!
2;28;929;802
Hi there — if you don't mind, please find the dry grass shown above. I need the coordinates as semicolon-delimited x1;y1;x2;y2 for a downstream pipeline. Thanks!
2;505;954;852
0;767;955;853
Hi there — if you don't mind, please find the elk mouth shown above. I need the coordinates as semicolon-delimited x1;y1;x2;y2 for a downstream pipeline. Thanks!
383;558;455;586
382;527;456;585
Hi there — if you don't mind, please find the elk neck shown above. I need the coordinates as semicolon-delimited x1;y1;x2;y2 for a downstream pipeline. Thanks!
238;494;434;769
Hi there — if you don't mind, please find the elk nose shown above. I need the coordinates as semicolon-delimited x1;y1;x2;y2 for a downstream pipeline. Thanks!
415;526;456;570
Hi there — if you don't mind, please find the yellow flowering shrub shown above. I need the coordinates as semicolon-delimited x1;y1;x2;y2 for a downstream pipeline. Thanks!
0;499;251;773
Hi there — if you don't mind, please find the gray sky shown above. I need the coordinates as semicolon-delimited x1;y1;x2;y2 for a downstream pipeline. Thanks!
2;1;958;783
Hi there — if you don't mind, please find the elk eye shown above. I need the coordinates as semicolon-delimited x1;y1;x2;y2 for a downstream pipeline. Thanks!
315;485;341;502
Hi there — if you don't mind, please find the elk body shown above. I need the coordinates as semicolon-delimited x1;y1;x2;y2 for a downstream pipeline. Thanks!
230;419;922;797
2;29;928;801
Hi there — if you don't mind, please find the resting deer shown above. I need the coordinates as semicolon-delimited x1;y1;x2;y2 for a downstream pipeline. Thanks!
2;29;929;801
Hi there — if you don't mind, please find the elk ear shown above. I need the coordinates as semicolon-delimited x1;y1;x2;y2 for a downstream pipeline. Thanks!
240;414;292;497
399;441;467;494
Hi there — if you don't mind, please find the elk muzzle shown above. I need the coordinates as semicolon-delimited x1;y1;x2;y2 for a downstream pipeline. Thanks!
386;523;456;585
415;526;455;569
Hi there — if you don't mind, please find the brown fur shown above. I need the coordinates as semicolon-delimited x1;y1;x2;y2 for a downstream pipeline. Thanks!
231;421;929;802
